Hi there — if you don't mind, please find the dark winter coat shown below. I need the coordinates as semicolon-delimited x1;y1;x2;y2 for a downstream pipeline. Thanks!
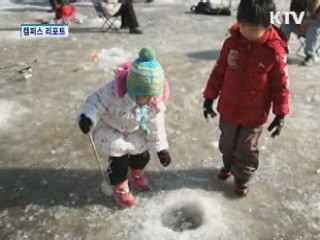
203;23;290;126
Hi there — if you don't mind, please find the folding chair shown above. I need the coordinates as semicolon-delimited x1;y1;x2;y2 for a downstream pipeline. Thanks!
296;34;320;58
91;1;119;32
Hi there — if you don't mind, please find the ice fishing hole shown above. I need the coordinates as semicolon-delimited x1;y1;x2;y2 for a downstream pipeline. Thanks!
161;202;204;232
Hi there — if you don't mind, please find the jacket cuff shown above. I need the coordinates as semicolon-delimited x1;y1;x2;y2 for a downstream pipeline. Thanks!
81;103;98;127
150;141;169;153
203;88;217;100
273;103;289;116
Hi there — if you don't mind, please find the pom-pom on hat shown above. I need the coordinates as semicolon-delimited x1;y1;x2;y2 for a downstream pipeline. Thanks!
126;48;164;99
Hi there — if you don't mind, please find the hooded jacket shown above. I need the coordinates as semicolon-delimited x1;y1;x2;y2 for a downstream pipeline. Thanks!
204;23;290;126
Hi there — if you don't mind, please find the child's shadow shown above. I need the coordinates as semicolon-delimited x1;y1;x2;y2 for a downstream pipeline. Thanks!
143;168;240;200
0;168;117;210
0;167;239;211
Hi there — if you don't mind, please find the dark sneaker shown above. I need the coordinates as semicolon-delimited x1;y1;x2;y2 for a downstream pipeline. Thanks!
234;178;249;197
217;167;232;180
234;184;249;197
301;55;314;66
129;28;142;34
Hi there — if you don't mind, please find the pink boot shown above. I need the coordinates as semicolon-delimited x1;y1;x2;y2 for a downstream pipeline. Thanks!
130;169;149;191
112;180;136;208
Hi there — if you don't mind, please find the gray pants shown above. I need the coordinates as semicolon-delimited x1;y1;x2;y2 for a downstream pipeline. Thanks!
218;118;263;183
281;22;320;57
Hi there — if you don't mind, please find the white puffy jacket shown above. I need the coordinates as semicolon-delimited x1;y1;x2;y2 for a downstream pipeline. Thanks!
80;79;169;157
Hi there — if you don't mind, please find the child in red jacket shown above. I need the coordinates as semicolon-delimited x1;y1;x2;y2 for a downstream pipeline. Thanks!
203;0;290;196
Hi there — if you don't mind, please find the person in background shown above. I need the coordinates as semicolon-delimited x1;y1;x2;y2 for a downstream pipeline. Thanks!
48;0;64;12
96;0;143;34
281;0;320;66
300;0;320;65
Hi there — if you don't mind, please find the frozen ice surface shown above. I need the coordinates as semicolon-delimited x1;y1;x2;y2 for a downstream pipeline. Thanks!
0;0;319;239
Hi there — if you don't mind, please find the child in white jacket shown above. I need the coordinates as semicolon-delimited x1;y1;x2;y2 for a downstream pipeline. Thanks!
78;48;171;207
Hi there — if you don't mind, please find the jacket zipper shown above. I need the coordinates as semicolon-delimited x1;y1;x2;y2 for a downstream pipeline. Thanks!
237;43;252;122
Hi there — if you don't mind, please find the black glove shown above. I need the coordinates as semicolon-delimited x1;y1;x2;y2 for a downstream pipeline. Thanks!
157;150;171;167
203;98;217;119
267;115;285;138
79;114;92;134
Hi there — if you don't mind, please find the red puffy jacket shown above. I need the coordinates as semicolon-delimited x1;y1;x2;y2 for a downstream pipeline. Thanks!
55;4;76;20
204;23;290;126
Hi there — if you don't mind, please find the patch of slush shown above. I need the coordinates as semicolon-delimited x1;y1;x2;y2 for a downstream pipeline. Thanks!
97;48;133;73
153;0;287;9
83;17;105;27
0;0;15;7
0;100;28;130
9;0;46;3
3;31;22;40
0;100;15;129
97;189;250;240
154;0;218;5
